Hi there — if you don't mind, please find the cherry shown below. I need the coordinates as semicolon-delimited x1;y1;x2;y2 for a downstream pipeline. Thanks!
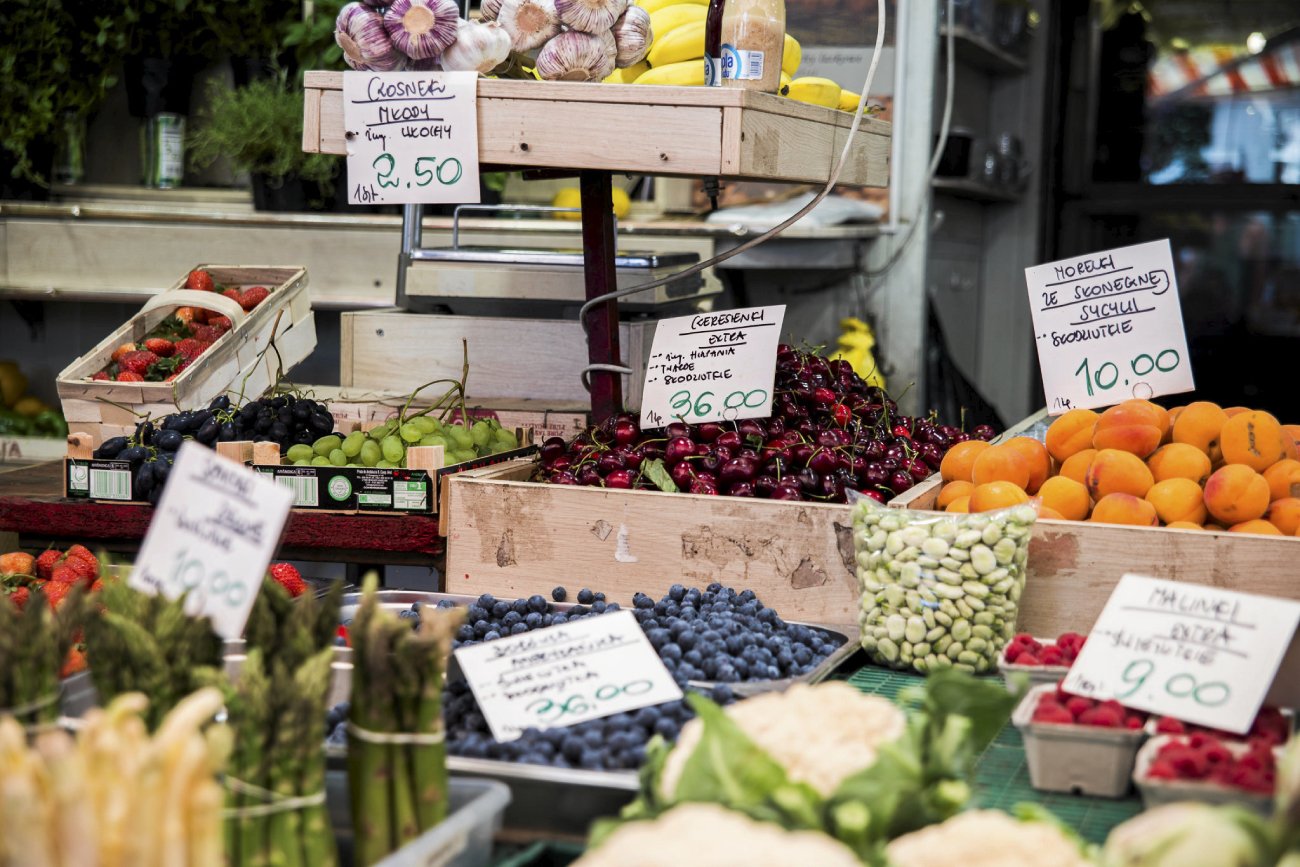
719;457;758;487
889;470;915;493
738;419;765;439
604;469;634;489
765;418;786;438
808;449;839;475
695;442;711;457
550;471;578;485
790;443;815;465
812;386;836;405
623;448;645;471
863;463;890;488
796;468;821;493
699;452;723;473
820;474;845;501
862;440;885;460
884;444;909;463
539;437;567;464
905;458;932;482
728;481;757;497
829;358;853;378
613;418;640;446
664;436;695;465
577;466;602;486
771;483;803;500
859;489;886;503
549;454;573;472
641;441;666;460
666;422;691;439
689;477;719;495
715;430;742;451
973;424;998;441
831;403;851;427
754;474;779;497
892;423;912;440
596;452;626;474
670;461;695;488
696;422;723;443
737;447;759;461
915;442;944;469
952;431;972;443
815;430;840;449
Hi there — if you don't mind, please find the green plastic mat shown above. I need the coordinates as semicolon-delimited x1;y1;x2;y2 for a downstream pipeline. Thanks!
845;665;1143;845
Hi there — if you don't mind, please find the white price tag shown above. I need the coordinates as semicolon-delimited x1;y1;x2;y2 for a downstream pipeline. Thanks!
1062;575;1300;733
1025;240;1195;414
129;442;294;640
639;305;786;429
453;610;683;743
342;71;481;206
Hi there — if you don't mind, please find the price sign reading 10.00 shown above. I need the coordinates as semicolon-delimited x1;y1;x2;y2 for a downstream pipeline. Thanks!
342;71;481;206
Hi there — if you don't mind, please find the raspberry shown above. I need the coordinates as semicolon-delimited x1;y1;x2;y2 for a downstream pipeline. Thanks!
1077;705;1124;728
1032;700;1074;725
1065;696;1094;719
1155;717;1186;734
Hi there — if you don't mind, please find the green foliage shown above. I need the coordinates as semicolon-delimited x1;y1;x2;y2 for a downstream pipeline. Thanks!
200;0;302;61
282;0;347;74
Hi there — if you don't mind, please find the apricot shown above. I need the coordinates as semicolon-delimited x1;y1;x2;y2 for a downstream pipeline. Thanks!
968;481;1030;512
971;445;1032;490
1002;436;1050;494
1220;410;1286;472
1092;401;1164;458
1146;443;1213;486
1059;449;1097;485
1086;449;1155;500
1037;476;1091;521
1171;401;1229;461
1090;493;1158;526
945;495;971;514
940;440;991;483
1229;519;1283;536
1038;505;1066;520
1265;498;1300;535
1045;409;1099;464
1165;521;1204;531
1223;406;1250;417
1263;459;1300;502
936;480;974;509
1145;478;1208;526
1203;464;1270;525
1283;424;1300;451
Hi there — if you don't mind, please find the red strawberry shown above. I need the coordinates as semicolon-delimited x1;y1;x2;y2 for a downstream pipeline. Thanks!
269;563;306;598
222;288;243;304
35;550;61;580
1065;696;1095;719
1155;717;1186;734
91;371;111;381
43;581;72;610
118;350;159;377
61;647;88;677
1032;699;1074;724
209;315;233;331
89;579;104;593
143;338;175;357
63;546;99;580
7;586;30;611
1078;705;1124;728
116;372;145;382
239;286;270;310
185;269;215;292
191;324;223;344
50;561;85;586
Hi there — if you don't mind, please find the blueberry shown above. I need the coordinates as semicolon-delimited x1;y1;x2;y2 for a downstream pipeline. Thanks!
738;589;756;603
683;648;703;666
579;749;604;769
725;634;745;654
512;598;529;615
464;711;486;731
491;601;510;618
676;631;697;651
455;625;475;642
473;620;491;637
632;592;653;609
466;605;487;622
654;600;671;616
653;717;679;739
660;643;683;661
646;628;670;649
502;610;522;627
707;582;723;594
577;588;595;604
570;606;588;617
436;599;456;609
732;658;750;678
561;736;584;762
551;613;567;625
507;622;526;635
551;586;568;602
533;739;556;759
710;684;734;704
793;645;813;666
633;707;658;728
525;612;543;628
594;592;606;602
483;630;502;641
759;607;777;623
627;745;647;765
591;600;607;614
477;594;496;608
777;649;795;669
716;663;738;682
528;594;548;612
766;665;780;679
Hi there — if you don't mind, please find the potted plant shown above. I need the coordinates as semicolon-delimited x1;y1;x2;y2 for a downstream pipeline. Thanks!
188;72;340;211
202;0;304;85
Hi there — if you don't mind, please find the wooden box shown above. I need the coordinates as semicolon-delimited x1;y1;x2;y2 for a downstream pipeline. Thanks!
56;266;316;445
341;312;655;408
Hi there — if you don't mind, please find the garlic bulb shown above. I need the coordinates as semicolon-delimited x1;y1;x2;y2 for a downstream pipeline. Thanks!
555;0;627;35
409;56;441;70
611;5;651;67
598;28;617;62
440;19;513;72
335;3;406;71
535;29;616;81
480;0;504;21
497;0;563;51
383;0;461;60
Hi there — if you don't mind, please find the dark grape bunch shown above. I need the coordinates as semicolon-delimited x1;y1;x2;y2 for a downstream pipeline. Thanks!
537;344;996;503
91;393;337;502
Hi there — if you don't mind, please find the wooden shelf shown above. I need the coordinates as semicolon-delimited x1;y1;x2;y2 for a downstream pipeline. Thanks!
932;177;1022;203
940;25;1028;75
303;72;891;188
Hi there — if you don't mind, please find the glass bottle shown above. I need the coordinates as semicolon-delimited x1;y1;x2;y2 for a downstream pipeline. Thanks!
719;0;785;93
704;0;726;87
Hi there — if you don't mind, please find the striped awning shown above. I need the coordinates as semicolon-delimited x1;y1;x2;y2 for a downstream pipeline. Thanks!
1149;40;1300;100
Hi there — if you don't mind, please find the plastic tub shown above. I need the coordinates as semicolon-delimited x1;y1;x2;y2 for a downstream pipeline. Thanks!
1012;683;1146;798
1133;735;1275;816
998;638;1069;689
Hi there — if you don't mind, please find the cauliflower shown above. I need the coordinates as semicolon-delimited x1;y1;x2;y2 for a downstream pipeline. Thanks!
1101;803;1274;867
574;804;864;867
659;682;907;799
885;810;1091;867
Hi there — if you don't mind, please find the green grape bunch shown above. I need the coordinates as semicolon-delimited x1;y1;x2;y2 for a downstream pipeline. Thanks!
284;416;519;469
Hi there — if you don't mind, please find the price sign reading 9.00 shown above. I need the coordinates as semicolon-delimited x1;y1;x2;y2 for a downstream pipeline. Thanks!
342;71;481;206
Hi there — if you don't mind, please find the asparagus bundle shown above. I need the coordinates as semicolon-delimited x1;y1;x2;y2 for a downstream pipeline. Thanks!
217;578;343;867
0;688;230;866
83;581;225;731
0;582;86;726
348;576;463;864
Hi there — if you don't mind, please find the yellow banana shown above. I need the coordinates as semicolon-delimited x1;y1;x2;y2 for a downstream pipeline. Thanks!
634;59;705;86
837;89;862;112
649;4;707;39
779;71;791;92
605;61;650;83
785;76;841;108
647;20;705;68
782;34;801;76
635;0;706;14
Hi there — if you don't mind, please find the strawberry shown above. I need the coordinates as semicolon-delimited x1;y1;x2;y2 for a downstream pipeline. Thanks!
186;269;215;292
145;355;185;382
91;370;110;381
6;587;29;611
239;286;270;310
116;371;145;382
119;350;159;377
1032;699;1074;724
269;563;306;598
209;315;233;331
50;562;82;586
222;288;243;304
1077;705;1124;728
191;324;224;344
0;551;35;575
174;306;198;325
61;647;88;678
173;337;203;359
43;581;72;610
35;549;61;580
111;342;139;362
1155;716;1186;734
89;579;104;593
143;337;175;357
63;545;99;578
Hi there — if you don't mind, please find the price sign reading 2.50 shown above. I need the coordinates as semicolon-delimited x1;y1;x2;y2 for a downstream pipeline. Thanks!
354;153;464;203
526;680;655;724
670;388;769;421
1073;347;1182;398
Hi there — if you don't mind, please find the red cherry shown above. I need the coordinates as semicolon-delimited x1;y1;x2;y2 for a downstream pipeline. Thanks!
604;469;634;489
892;424;912;439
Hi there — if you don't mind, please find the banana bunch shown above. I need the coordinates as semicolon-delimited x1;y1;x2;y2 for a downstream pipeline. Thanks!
830;317;886;389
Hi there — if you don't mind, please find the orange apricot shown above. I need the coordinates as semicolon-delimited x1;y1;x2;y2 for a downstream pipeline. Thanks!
1263;459;1300;502
1145;478;1208;526
1203;464;1270;525
1002;436;1050;494
1092;401;1165;458
1146;443;1213;486
1059;449;1097;485
940;440;991;483
968;481;1030;512
945;495;971;513
970;445;1032;490
1283;424;1300;450
1090;493;1158;526
1229;519;1283;536
1171;401;1229;461
1165;521;1203;531
936;480;975;509
1037;505;1065;520
1085;449;1155;500
1223;406;1250;417
1037;476;1091;521
1220;410;1286;472
1265;498;1300;535
1045;409;1099;464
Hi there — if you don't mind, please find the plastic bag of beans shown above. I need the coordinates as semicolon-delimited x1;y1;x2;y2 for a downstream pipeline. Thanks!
849;495;1038;675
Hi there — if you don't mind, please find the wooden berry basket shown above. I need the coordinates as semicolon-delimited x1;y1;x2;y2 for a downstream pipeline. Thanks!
55;265;316;446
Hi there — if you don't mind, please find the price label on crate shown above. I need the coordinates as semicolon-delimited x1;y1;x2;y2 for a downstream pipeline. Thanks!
639;305;786;429
342;71;481;206
1025;240;1195;414
454;609;683;743
130;442;293;640
1062;575;1300;733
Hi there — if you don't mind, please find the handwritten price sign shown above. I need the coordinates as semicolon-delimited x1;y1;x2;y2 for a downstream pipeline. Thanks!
1062;575;1300;733
342;71;481;205
1025;240;1195;414
453;610;682;743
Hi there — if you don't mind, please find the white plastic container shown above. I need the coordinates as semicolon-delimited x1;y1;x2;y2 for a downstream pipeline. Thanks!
1012;683;1147;798
998;638;1069;689
1133;735;1276;816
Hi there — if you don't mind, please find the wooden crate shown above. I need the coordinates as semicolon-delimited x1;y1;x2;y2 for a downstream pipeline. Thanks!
56;266;316;445
0;436;69;466
444;459;862;629
303;73;891;187
341;312;655;408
